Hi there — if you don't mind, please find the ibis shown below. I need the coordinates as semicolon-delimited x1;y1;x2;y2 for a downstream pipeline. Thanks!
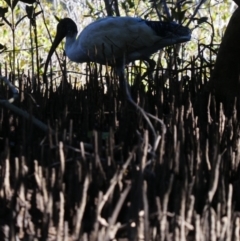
43;16;191;82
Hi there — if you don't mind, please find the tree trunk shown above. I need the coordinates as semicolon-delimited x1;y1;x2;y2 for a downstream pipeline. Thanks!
210;7;240;99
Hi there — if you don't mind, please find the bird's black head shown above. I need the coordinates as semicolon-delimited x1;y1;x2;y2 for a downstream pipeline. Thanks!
43;18;78;83
56;18;78;38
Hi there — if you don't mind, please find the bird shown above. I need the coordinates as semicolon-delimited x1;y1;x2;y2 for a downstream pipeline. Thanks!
43;16;191;82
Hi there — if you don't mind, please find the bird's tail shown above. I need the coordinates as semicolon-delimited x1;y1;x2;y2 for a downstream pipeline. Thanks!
145;20;190;39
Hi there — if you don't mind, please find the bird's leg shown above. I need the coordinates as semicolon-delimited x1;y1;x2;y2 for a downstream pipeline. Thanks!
115;59;130;99
117;59;157;144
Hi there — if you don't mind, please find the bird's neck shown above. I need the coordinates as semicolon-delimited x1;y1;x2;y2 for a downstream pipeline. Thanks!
65;34;90;63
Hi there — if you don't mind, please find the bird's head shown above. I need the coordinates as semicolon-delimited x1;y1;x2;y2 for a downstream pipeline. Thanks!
43;18;78;83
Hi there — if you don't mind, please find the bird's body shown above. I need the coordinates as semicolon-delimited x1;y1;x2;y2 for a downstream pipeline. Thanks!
44;17;191;79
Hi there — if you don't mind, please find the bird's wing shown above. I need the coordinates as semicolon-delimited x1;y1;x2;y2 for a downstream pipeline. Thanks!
78;17;162;64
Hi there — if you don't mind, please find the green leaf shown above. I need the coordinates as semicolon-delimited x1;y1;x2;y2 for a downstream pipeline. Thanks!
86;0;94;13
121;2;127;11
180;0;193;6
126;0;134;8
171;7;187;22
0;43;6;49
197;17;208;25
54;15;61;22
0;43;7;53
20;0;36;4
12;0;19;10
25;5;34;19
178;10;187;22
0;7;8;18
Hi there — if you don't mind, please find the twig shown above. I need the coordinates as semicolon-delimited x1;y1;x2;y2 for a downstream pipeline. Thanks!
73;174;90;239
208;150;226;203
104;182;131;241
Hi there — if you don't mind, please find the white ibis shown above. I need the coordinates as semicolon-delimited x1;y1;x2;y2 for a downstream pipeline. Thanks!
43;17;191;82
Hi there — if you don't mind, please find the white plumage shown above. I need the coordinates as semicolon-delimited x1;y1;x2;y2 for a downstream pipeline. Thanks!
44;17;191;80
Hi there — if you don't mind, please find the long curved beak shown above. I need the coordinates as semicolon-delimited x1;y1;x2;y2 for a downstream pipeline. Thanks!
43;31;65;83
